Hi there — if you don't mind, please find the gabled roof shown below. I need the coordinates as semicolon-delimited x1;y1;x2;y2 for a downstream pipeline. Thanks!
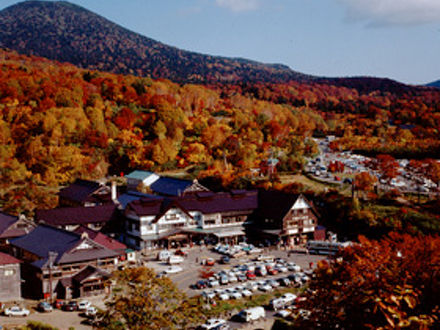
126;197;164;217
0;211;27;239
255;190;301;223
35;204;118;227
11;224;118;268
58;179;102;203
74;226;126;252
254;190;318;226
150;177;208;196
0;251;21;265
127;191;258;218
174;190;258;214
125;170;155;181
118;191;160;209
72;265;111;284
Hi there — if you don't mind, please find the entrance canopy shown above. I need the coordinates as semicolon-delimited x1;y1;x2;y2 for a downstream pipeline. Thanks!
213;229;245;238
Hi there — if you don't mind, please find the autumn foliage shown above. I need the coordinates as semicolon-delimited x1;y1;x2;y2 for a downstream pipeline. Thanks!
299;233;440;329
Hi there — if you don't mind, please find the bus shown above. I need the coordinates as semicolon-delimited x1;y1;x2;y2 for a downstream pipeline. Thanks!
306;240;351;255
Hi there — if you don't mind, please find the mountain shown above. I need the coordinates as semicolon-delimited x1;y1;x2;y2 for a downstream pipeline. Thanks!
427;80;440;88
0;1;312;84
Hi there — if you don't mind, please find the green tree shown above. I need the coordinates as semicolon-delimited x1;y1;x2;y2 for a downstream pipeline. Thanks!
100;267;203;329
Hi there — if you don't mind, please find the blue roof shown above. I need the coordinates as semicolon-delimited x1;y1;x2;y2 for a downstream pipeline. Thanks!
125;170;155;181
11;224;79;259
118;191;161;209
150;177;193;196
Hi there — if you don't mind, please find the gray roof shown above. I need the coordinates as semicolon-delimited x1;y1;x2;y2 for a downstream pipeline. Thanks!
11;224;117;268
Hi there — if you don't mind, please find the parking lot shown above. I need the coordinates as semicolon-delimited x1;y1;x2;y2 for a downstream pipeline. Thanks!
141;245;325;297
0;246;324;330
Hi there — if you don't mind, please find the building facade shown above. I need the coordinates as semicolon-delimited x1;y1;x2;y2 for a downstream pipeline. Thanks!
0;252;21;302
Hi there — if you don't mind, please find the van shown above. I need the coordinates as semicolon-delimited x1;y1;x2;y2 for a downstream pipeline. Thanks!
270;298;286;311
157;250;172;261
237;306;265;322
168;255;184;265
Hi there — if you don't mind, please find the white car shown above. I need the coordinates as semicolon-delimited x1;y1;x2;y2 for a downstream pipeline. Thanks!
228;274;238;283
281;293;297;305
78;300;91;311
275;265;288;273
245;282;258;291
275;309;292;318
202;291;216;300
258;283;272;292
164;266;183;274
241;289;253;297
200;318;228;329
208;279;220;287
267;279;280;288
217;291;230;300
85;306;98;318
4;306;30;317
229;290;243;299
287;262;301;272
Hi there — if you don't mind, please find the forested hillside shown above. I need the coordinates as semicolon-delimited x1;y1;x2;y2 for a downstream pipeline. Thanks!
0;1;310;84
1;48;440;214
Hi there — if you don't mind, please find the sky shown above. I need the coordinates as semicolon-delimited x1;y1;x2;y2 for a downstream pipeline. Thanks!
1;0;439;85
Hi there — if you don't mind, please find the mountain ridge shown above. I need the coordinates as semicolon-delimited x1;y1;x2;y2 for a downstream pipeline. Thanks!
0;0;312;84
0;1;432;93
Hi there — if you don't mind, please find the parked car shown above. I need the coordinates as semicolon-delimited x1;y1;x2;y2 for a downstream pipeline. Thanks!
199;318;228;329
53;299;65;309
157;250;172;261
78;300;91;311
164;266;183;274
237;306;265;322
255;266;267;276
246;271;256;279
270;297;287;311
246;281;258;291
196;280;208;289
220;256;230;264
85;306;98;318
275;309;291;318
258;283;272;292
278;277;291;287
241;288;253;297
266;266;278;276
219;275;229;285
237;273;247;282
267;279;280;288
37;301;53;313
168;255;184;265
4;306;30;317
63;301;78;311
217;291;230;300
208;279;220;287
202;291;216;300
280;293;297;305
228;274;238;283
175;249;188;256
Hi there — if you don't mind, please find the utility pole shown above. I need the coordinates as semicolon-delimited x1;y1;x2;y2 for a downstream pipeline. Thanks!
48;251;58;304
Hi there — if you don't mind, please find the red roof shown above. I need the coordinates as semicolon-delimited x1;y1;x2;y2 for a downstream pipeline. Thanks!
74;226;126;253
0;252;21;265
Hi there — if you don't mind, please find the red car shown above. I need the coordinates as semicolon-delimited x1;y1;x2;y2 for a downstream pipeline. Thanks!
175;249;187;256
266;266;278;276
246;271;256;279
53;299;65;309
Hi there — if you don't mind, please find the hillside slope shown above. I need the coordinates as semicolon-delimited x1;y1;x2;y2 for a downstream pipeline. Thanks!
0;1;311;84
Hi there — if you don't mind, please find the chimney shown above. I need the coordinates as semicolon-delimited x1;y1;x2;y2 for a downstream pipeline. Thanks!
111;180;117;201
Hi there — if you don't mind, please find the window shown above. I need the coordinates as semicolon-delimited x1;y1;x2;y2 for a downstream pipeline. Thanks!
4;269;15;276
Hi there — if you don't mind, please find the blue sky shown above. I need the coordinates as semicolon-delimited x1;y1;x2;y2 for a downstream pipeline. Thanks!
1;0;439;84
